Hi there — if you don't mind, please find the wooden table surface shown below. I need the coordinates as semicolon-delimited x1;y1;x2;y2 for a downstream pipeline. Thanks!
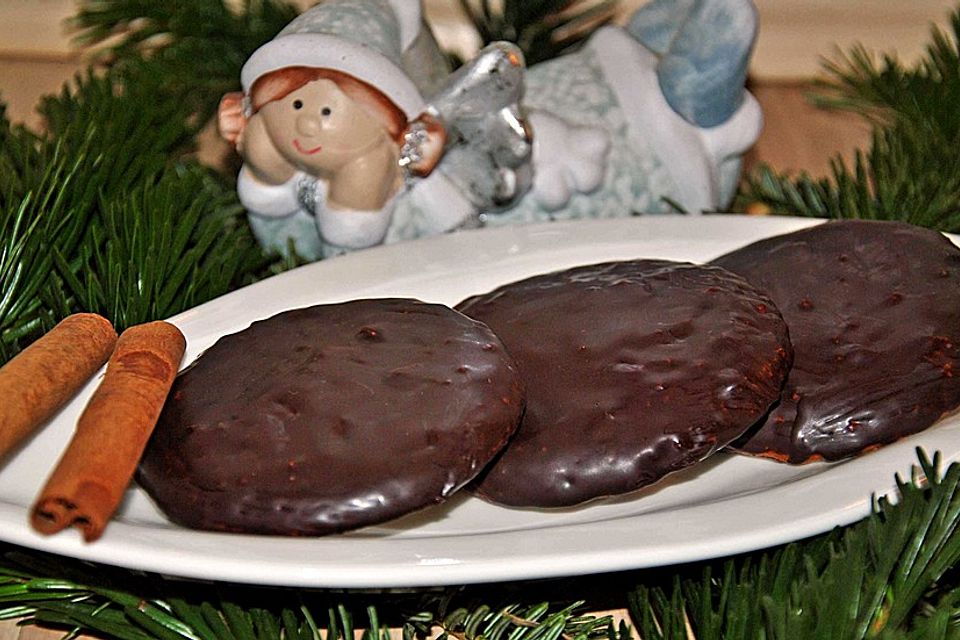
0;45;874;640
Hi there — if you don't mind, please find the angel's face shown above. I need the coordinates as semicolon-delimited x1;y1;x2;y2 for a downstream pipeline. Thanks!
260;79;387;175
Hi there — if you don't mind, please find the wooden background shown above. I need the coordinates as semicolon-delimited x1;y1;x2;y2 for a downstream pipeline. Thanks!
0;1;954;638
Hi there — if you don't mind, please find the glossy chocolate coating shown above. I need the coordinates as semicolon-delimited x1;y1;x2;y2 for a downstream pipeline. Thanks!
713;220;960;463
138;299;524;535
456;260;791;507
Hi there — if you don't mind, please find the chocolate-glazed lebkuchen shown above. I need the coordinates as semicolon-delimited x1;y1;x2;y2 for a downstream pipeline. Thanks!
456;259;792;507
713;220;960;463
138;299;525;535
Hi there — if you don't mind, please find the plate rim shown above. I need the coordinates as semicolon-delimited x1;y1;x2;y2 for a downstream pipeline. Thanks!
1;214;956;588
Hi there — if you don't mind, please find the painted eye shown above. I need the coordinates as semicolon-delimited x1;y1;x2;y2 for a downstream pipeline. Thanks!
322;107;332;116
293;100;303;110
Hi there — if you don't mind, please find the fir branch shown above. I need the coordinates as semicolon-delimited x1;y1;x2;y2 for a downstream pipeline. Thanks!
458;0;618;66
70;0;299;124
0;103;44;201
0;70;274;365
1;551;619;640
811;10;960;136
406;601;622;640
740;123;960;232
628;450;960;639
736;8;960;231
38;68;201;181
0;139;98;361
0;558;381;640
51;164;267;330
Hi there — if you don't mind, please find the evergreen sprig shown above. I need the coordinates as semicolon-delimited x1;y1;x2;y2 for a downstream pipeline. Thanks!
70;0;299;124
458;0;618;66
1;551;623;640
629;451;960;639
812;10;960;135
405;600;626;640
737;8;960;232
0;137;99;360
0;68;271;365
0;104;43;200
52;165;267;329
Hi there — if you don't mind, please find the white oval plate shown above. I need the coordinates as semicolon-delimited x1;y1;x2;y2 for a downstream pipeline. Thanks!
2;215;958;588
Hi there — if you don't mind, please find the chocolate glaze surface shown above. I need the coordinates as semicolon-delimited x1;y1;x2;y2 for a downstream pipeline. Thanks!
138;299;524;535
713;220;960;463
456;260;792;507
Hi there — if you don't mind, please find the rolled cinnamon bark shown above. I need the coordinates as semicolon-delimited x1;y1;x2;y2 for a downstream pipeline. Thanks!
0;313;117;462
31;321;186;542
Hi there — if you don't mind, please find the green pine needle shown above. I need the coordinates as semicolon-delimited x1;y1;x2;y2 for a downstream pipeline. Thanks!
51;164;267;330
0;554;618;640
0;63;275;365
0;139;98;360
37;69;202;189
407;600;620;640
737;7;960;232
628;450;960;639
70;0;299;124
0;103;44;200
458;0;618;65
811;10;960;135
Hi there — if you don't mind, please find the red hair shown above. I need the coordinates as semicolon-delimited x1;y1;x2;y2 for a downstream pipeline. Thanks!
249;66;407;143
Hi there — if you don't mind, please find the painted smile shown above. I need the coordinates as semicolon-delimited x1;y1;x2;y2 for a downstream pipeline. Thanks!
293;139;323;155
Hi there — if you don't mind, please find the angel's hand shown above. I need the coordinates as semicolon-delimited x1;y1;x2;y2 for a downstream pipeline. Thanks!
238;113;297;185
399;113;446;178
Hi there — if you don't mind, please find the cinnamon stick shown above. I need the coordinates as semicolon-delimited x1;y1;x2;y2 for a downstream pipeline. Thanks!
31;321;186;542
0;313;117;462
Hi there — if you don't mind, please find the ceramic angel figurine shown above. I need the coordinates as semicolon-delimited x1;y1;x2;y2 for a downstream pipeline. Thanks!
219;0;762;259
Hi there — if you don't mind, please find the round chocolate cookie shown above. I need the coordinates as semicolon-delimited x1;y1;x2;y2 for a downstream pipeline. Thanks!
138;299;524;535
712;220;960;463
456;260;792;508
